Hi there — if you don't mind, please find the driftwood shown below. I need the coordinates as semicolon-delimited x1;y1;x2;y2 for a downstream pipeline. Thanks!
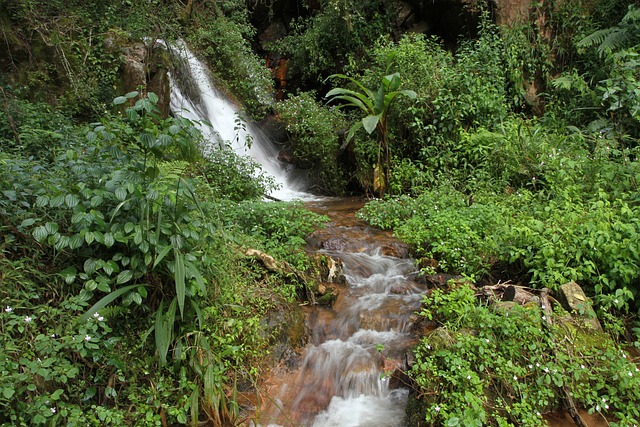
476;283;537;305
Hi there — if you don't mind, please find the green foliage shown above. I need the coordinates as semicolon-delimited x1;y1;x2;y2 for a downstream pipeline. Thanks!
326;65;416;196
188;14;274;120
270;0;391;84
0;93;323;425
411;284;640;426
277;91;347;194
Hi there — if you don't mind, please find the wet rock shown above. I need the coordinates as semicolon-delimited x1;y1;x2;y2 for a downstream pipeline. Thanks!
556;281;602;331
316;283;338;305
322;236;347;251
277;149;295;164
380;243;409;258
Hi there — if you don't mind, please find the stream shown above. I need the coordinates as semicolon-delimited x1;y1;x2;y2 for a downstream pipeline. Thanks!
165;40;609;427
254;198;425;426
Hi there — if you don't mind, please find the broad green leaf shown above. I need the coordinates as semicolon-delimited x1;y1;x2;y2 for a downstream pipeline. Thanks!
33;225;48;242
116;269;133;285
103;232;115;248
115;187;127;201
84;258;98;275
125;91;139;99
113;96;128;105
20;218;36;228
65;194;80;208
362;115;380;134
147;92;159;103
44;222;59;235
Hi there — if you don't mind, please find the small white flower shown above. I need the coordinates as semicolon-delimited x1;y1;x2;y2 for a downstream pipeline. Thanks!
5;306;12;313
622;353;627;359
536;411;541;416
629;372;633;377
98;316;104;321
544;367;550;373
426;344;431;350
84;335;91;341
602;397;607;403
51;334;56;338
93;312;100;318
614;299;619;304
434;405;441;413
485;339;490;343
604;404;609;410
536;363;540;367
24;316;32;323
513;375;518;381
581;364;585;369
50;407;56;414
528;364;533;369
467;375;471;380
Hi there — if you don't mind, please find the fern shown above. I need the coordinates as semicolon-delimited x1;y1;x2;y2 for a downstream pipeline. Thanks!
577;5;640;57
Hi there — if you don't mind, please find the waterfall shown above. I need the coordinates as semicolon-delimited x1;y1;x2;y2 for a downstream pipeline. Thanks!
163;40;311;201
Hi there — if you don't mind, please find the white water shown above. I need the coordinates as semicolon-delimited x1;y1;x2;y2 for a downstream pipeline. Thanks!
162;40;311;201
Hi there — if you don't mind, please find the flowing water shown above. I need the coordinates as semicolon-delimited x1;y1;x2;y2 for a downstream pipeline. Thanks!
163;40;310;201
163;41;597;426
255;199;425;426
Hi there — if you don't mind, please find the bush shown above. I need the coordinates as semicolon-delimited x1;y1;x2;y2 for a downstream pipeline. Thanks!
410;284;640;426
277;91;347;194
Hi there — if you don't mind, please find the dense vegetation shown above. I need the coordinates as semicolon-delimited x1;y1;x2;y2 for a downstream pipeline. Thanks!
2;0;640;425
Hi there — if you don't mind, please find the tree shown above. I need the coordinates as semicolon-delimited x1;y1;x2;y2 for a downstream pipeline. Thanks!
326;68;416;197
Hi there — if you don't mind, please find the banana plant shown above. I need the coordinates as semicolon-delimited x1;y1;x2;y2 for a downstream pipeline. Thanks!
326;69;416;196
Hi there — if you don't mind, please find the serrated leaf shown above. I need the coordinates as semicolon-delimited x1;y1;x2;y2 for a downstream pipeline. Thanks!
116;270;133;285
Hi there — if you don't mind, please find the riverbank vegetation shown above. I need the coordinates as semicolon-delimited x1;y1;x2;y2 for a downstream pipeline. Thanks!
2;0;640;425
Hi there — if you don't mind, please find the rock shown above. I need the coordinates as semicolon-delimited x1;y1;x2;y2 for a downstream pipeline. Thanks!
380;243;409;258
322;237;347;251
121;43;147;95
556;281;602;331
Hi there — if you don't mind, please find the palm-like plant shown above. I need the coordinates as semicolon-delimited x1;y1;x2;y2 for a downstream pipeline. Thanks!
326;69;416;196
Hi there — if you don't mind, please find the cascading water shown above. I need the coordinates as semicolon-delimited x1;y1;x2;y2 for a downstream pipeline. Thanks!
256;199;427;427
161;41;425;426
162;40;310;201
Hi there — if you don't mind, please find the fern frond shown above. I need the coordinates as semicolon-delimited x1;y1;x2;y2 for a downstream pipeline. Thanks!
577;28;614;49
